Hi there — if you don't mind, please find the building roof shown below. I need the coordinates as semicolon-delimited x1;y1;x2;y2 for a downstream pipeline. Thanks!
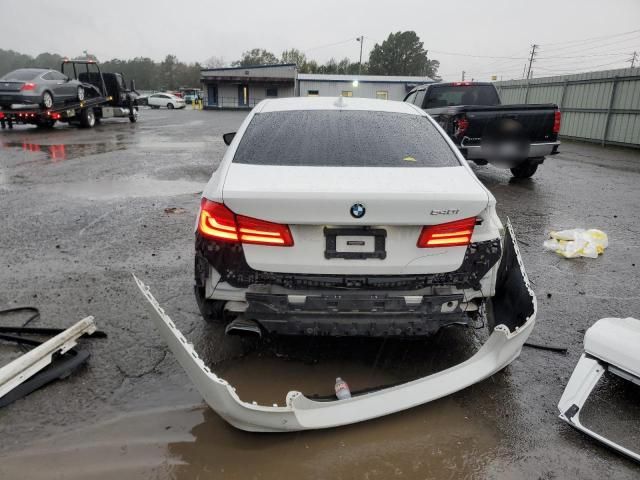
256;96;423;115
201;63;296;72
297;73;435;84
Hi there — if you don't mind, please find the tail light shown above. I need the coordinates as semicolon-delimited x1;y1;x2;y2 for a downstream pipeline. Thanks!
453;81;472;86
455;115;469;137
198;199;293;247
0;112;4;119
553;110;561;134
20;83;36;91
417;217;476;248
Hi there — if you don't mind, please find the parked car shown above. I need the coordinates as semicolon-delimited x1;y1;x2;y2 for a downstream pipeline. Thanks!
194;97;509;339
404;82;561;178
0;68;89;109
148;93;185;109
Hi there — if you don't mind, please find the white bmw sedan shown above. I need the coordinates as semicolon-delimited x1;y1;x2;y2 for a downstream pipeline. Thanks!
194;97;514;338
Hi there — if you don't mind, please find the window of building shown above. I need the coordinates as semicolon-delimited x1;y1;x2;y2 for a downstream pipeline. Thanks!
341;91;353;97
307;90;319;96
376;90;388;100
266;87;278;97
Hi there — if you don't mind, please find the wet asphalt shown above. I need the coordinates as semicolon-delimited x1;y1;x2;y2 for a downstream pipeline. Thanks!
0;108;638;479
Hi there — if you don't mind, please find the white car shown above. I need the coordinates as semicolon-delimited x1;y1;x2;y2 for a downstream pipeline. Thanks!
147;93;185;109
135;96;536;432
194;97;528;339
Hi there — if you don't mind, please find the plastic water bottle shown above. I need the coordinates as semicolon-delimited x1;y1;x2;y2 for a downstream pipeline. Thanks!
335;377;351;400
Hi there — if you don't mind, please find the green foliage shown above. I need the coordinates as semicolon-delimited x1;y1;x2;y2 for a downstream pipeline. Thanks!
232;48;279;67
368;31;439;77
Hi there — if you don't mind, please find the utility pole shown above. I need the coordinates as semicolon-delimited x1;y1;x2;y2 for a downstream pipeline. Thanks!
461;70;465;81
526;44;538;79
356;36;364;76
631;51;638;68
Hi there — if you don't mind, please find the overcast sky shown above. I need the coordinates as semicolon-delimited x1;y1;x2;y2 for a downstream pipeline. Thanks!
4;0;640;81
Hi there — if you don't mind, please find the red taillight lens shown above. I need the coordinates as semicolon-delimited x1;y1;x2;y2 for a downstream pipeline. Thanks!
198;200;239;242
553;110;561;134
20;82;36;91
417;217;476;248
455;116;469;137
0;112;4;119
237;215;293;246
198;199;293;247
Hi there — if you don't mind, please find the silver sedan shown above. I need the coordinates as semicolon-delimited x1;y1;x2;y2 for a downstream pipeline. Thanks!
0;68;87;109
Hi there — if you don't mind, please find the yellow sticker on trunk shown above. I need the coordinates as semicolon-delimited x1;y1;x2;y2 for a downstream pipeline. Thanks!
403;155;416;162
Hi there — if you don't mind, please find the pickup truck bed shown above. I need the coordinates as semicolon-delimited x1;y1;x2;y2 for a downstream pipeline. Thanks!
405;82;561;178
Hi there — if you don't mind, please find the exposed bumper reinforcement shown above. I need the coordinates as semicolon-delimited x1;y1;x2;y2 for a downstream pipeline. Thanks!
136;220;535;432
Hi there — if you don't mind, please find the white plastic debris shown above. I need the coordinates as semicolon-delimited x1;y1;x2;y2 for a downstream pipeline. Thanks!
543;228;608;258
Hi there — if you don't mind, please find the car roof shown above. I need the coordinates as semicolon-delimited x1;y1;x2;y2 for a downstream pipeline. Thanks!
11;68;50;73
257;97;423;115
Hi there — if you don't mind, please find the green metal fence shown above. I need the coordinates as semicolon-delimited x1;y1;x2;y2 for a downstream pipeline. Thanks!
495;68;640;147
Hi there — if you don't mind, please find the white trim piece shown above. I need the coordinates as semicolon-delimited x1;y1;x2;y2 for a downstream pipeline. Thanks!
558;354;640;462
134;264;535;432
0;316;96;399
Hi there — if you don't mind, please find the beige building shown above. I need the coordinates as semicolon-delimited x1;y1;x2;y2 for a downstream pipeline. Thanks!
201;64;434;109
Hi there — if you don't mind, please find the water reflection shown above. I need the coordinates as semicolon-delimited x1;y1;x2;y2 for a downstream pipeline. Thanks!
1;141;127;161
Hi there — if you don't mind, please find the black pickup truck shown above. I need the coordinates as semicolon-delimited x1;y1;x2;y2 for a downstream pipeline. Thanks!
404;82;561;178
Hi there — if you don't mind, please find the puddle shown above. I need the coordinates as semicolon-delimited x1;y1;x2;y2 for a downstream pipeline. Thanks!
36;177;203;200
1;141;127;162
0;400;500;480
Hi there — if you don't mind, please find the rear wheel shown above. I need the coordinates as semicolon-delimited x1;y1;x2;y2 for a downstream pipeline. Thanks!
42;91;54;109
510;161;538;178
167;103;174;109
79;107;96;128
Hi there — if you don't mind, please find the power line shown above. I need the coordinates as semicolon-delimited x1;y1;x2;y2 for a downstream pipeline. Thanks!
303;37;358;53
534;59;630;74
538;33;640;56
538;28;640;47
427;49;527;60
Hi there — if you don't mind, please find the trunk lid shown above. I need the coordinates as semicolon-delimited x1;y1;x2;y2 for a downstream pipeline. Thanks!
0;81;25;92
222;164;490;275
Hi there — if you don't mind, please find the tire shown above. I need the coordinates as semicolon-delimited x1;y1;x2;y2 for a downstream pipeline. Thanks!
42;91;54;109
129;108;138;123
195;287;226;323
79;108;96;128
510;161;538;178
77;86;85;101
167;103;174;109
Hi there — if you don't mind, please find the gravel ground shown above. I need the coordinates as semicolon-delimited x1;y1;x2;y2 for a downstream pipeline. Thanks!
0;108;638;479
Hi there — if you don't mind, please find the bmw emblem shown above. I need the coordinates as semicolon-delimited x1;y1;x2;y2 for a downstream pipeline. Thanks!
350;203;366;218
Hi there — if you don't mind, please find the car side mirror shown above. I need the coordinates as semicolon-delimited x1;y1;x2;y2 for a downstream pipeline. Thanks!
223;132;236;146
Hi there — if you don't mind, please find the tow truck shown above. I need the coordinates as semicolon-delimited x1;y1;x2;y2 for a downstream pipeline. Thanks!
0;60;139;130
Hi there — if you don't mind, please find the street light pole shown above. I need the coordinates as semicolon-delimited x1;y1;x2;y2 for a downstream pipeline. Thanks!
356;36;364;76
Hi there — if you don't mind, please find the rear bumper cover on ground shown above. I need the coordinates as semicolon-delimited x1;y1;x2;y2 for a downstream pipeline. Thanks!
136;221;535;432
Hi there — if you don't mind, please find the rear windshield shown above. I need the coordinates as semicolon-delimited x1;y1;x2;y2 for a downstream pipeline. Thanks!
423;85;499;109
233;110;460;167
0;69;42;81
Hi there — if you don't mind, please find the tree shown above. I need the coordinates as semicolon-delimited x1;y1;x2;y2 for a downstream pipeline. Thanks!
203;56;226;69
368;31;439;77
281;48;306;67
232;48;279;67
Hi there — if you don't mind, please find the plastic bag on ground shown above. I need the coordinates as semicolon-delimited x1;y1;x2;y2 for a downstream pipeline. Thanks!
543;229;608;259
